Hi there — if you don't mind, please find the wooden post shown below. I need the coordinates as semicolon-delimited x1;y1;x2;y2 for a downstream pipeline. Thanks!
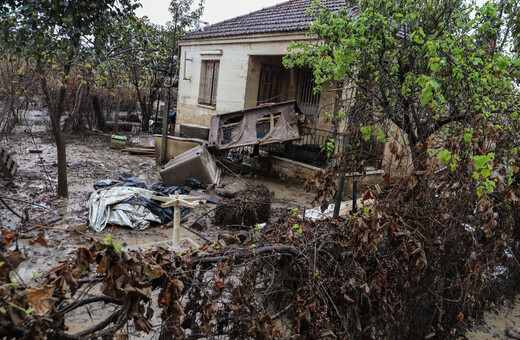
173;192;181;246
152;192;200;250
160;88;170;165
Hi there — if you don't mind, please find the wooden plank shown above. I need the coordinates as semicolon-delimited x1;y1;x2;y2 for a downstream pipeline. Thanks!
0;148;7;164
121;148;155;155
10;163;18;176
0;161;13;180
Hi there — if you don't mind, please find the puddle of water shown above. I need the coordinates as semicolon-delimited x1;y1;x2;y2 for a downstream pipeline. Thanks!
465;299;520;339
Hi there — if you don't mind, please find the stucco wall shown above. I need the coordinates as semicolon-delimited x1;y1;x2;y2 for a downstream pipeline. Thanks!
177;32;314;126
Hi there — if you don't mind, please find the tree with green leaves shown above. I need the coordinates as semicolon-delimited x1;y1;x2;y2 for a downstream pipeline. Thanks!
285;0;520;200
0;0;139;196
169;0;206;57
102;1;204;133
286;1;520;160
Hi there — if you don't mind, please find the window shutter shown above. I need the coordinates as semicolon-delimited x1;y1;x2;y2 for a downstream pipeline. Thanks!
203;62;214;104
211;62;219;106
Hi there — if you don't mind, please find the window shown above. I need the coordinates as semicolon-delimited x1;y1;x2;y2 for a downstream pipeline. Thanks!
199;60;219;107
257;64;282;105
297;68;321;116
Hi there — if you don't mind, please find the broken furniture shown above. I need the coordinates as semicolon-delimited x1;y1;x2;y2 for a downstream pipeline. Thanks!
153;134;207;164
179;123;210;140
152;192;200;250
160;144;221;187
208;100;302;150
0;147;18;181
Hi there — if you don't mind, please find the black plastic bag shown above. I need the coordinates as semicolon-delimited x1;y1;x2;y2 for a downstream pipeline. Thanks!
185;177;207;190
119;172;147;189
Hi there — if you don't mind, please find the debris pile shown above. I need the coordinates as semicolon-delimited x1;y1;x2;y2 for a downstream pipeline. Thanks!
88;172;192;232
213;183;271;227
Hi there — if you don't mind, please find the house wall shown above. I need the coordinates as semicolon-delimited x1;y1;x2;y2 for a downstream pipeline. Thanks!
177;32;314;126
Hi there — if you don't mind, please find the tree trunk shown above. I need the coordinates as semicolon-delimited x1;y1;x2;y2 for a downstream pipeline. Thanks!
141;106;151;132
114;89;121;133
93;95;107;132
41;77;68;197
49;111;68;197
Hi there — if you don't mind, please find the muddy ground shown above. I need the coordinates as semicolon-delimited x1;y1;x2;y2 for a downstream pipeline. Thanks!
0;110;317;338
0;109;519;339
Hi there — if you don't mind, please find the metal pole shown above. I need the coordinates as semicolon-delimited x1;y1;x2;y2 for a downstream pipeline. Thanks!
160;14;179;165
352;180;358;215
333;158;348;218
160;90;170;164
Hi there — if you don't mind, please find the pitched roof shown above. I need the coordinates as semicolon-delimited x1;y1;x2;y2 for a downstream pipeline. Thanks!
181;0;347;41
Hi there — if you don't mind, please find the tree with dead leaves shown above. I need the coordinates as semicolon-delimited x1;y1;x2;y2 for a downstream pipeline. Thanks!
0;0;139;196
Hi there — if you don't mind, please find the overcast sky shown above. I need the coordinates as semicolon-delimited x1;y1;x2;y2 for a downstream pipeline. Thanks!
135;0;283;27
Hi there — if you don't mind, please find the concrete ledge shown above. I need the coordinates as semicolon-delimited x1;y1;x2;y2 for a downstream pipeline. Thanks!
269;155;384;190
270;155;322;181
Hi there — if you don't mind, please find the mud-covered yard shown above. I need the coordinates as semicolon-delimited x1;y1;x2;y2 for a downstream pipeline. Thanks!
0;110;319;338
1;110;520;339
1;109;314;266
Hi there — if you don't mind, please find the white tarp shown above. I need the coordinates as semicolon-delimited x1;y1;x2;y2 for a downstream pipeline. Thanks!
303;199;375;221
88;187;161;232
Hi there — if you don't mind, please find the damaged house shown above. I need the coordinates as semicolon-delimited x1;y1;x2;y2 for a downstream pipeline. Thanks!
176;0;406;183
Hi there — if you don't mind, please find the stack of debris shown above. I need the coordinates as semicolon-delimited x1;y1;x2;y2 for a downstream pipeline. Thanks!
214;184;271;228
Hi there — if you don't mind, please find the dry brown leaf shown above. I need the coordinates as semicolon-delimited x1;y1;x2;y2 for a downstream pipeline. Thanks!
143;264;163;280
171;300;184;322
96;256;108;274
31;232;47;247
355;315;362;331
2;230;16;249
219;233;241;246
26;285;57;316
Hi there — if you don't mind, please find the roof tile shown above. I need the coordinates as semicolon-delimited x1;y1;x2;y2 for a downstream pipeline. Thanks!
181;0;347;40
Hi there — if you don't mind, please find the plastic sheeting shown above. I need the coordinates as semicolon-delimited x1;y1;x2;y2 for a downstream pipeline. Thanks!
88;173;192;232
88;187;161;232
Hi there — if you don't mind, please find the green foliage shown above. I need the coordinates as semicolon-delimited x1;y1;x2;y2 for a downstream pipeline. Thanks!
293;224;303;234
3;280;19;288
360;126;372;141
104;234;123;252
283;0;520;170
471;153;496;197
360;124;387;143
0;0;139;71
436;150;452;164
321;138;335;158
